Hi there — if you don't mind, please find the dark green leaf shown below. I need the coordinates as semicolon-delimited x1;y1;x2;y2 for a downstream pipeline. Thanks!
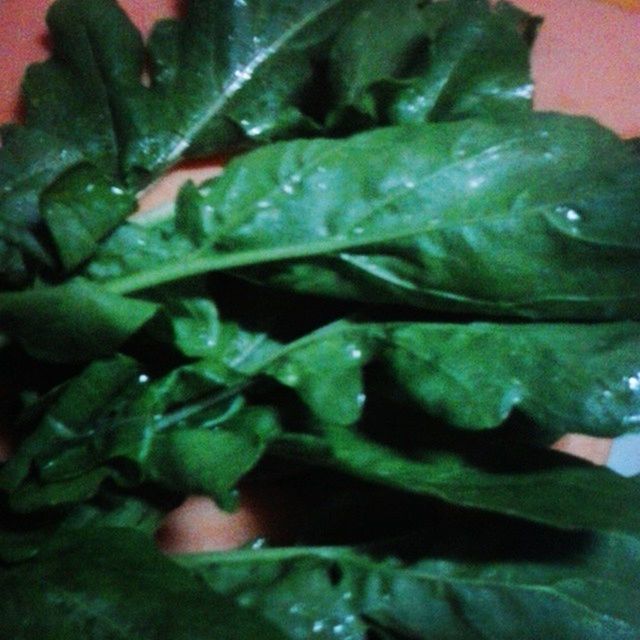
40;164;136;270
310;424;640;533
328;0;535;127
388;0;535;123
265;320;640;439
0;278;157;362
1;352;279;511
0;527;288;640
182;528;640;640
25;0;360;180
105;116;640;320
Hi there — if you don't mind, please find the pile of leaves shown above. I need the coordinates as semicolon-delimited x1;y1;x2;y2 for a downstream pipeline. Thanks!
1;0;639;637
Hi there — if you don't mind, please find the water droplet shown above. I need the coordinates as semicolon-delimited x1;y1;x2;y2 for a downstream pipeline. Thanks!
352;226;364;236
138;374;149;384
511;83;534;99
110;186;125;195
553;206;584;234
356;392;366;408
347;345;363;360
312;620;325;633
467;176;486;190
289;604;303;615
342;591;353;601
251;537;267;550
282;183;295;195
257;200;271;209
403;178;416;189
290;173;302;184
627;375;640;392
234;68;252;82
247;124;266;137
85;183;96;193
333;624;345;635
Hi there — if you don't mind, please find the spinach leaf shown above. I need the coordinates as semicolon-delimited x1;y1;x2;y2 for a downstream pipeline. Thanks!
301;425;640;533
100;116;640;319
387;0;536;123
328;0;535;127
0;490;169;563
182;528;640;640
25;0;360;180
264;320;640;439
0;0;364;285
3;316;639;532
0;352;280;512
0;278;157;362
0;527;288;640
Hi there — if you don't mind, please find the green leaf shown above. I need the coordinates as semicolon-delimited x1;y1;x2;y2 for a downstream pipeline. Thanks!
0;126;83;286
388;0;536;123
312;424;640;533
40;164;136;270
0;527;288;640
328;0;535;127
0;490;168;563
327;0;430;124
182;528;640;640
104;116;640;320
1;351;280;511
1;0;366;285
25;0;360;180
266;320;640;439
0;278;157;362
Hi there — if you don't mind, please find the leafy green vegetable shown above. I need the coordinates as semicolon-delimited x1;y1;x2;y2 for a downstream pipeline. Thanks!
1;0;639;637
329;0;535;126
0;527;288;640
0;0;367;285
3;316;639;532
0;279;157;361
93;115;640;320
184;528;640;640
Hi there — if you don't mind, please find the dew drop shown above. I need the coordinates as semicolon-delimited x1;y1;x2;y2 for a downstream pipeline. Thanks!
138;374;150;384
282;183;295;195
110;186;125;195
234;68;252;82
312;620;325;633
467;176;486;190
347;345;363;360
247;125;266;137
627;375;640;392
352;226;364;236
